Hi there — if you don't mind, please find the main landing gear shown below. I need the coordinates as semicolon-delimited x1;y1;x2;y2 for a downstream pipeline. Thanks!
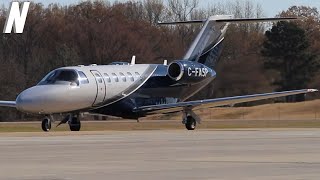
185;116;196;130
182;109;201;131
41;114;81;132
69;116;81;131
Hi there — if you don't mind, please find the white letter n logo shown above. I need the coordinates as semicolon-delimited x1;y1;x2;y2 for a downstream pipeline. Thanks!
3;2;30;34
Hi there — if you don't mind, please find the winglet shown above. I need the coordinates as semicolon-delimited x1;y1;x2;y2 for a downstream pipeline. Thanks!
131;55;136;65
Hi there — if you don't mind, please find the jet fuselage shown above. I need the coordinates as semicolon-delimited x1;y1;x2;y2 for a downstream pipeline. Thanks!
16;63;216;118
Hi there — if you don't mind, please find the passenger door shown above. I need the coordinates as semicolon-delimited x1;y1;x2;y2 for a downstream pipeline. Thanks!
90;70;106;106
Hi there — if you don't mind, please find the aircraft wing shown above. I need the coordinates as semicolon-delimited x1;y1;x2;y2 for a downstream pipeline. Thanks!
0;101;16;108
134;89;318;115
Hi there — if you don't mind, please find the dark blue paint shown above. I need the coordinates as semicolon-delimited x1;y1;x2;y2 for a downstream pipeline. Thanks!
90;64;216;119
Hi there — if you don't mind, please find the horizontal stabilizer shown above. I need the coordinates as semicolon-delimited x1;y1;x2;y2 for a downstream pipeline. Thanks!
158;17;298;25
158;20;205;25
216;17;298;23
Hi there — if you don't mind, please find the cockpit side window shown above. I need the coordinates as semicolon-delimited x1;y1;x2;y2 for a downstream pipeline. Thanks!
38;69;79;86
78;71;89;84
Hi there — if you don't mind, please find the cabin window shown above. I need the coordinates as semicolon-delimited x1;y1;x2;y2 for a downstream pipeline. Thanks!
119;72;126;82
127;72;134;82
78;71;89;84
112;73;119;82
135;72;142;80
135;72;140;77
94;73;103;83
104;73;111;83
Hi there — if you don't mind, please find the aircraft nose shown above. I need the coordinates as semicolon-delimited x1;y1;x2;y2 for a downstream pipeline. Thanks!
16;87;44;113
16;85;85;114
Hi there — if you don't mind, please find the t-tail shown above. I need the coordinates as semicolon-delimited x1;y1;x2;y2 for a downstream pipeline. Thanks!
158;15;297;69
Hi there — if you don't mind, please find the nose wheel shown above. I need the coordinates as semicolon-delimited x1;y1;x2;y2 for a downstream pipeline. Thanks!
41;118;51;132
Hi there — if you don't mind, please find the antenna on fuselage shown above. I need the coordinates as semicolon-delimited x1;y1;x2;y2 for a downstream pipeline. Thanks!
131;55;136;65
163;60;168;65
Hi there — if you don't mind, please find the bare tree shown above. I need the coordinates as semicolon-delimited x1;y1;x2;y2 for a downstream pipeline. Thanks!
143;0;165;25
167;0;199;21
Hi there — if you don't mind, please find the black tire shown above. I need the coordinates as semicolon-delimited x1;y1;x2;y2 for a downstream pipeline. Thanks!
185;116;196;130
41;118;51;132
69;117;81;131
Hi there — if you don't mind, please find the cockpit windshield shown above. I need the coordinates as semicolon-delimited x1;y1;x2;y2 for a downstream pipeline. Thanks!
38;69;79;86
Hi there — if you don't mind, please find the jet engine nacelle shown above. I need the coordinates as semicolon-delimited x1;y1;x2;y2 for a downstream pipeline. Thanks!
167;60;215;84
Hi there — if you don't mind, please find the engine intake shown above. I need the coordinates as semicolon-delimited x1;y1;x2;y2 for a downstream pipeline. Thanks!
168;62;184;81
167;60;214;84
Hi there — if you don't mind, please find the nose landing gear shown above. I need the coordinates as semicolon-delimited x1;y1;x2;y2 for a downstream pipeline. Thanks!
41;114;82;132
41;117;51;132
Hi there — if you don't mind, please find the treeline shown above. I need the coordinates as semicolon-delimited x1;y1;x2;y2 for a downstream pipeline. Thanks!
0;0;319;121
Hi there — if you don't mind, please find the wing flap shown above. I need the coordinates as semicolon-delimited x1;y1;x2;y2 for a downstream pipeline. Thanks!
134;89;317;115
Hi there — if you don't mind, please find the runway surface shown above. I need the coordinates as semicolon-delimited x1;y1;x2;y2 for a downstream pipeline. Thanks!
1;129;320;180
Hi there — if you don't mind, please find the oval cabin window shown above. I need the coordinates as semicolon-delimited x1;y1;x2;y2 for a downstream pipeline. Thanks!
104;73;111;83
127;72;134;82
119;72;126;82
112;73;119;82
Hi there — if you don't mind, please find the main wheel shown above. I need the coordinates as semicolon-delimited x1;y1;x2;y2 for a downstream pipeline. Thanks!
69;117;81;131
41;118;51;132
185;116;196;130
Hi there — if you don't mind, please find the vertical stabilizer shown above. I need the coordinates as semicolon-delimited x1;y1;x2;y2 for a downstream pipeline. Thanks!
158;16;297;69
183;15;232;69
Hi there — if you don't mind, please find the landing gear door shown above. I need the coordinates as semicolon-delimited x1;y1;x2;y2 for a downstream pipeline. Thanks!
90;70;106;106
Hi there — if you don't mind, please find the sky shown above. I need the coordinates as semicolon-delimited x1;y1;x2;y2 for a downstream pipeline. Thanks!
228;0;320;16
1;0;320;17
